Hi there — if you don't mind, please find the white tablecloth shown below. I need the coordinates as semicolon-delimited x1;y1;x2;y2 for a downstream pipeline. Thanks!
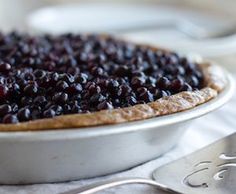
0;84;235;194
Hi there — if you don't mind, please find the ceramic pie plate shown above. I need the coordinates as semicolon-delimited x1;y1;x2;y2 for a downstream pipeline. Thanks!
0;62;234;184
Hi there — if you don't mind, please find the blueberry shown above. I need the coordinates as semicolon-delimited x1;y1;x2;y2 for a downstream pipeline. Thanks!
171;78;184;92
43;109;56;118
0;62;11;73
17;108;31;121
33;96;47;106
34;69;46;79
3;114;18;124
71;104;82;113
131;77;145;88
23;84;38;96
50;105;63;115
126;96;137;106
157;77;170;89
0;104;12;117
97;101;113;110
138;90;153;102
0;85;9;100
52;92;68;104
0;32;204;124
56;81;69;91
67;83;82;94
91;67;103;76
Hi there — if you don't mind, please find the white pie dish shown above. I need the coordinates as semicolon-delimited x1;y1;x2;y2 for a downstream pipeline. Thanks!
0;67;233;184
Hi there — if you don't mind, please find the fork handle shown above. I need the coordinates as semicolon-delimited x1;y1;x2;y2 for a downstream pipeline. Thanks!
59;178;182;194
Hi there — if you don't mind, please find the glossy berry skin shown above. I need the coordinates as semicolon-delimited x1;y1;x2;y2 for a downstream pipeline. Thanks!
43;109;56;118
2;114;18;124
0;104;11;117
0;32;204;124
0;62;11;73
0;85;8;100
17;108;31;121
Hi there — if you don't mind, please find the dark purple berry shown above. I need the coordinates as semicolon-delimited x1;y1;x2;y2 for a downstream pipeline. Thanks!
63;104;71;114
17;108;31;121
20;96;32;106
11;103;18;113
43;109;56;118
171;79;184;92
56;81;69;91
52;92;68;104
31;109;41;120
108;80;119;90
188;76;199;88
115;66;130;76
0;62;11;73
91;67;103;76
0;104;12;117
131;77;145;88
0;85;9;100
88;84;101;95
126;96;137;105
34;69;46;79
90;94;106;104
67;83;82;94
3;114;18;124
33;96;47;106
157;77;170;89
23;84;38;96
60;74;74;83
77;73;88;84
71;105;82;113
138;90;153;102
50;105;63;115
97;101;113;110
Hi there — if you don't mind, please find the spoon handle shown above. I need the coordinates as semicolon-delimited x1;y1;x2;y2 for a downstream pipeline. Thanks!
59;178;182;194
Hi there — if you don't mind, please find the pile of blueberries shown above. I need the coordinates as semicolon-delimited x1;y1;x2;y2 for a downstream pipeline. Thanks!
0;32;204;124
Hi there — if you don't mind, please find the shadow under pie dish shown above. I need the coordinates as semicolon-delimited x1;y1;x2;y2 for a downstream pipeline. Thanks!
0;32;228;131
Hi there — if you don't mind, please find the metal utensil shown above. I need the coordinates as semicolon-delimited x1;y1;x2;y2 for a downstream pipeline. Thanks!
116;20;236;40
60;132;236;194
60;178;181;194
153;132;236;194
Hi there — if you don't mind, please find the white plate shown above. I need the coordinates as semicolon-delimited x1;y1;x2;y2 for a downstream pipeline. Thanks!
27;2;236;57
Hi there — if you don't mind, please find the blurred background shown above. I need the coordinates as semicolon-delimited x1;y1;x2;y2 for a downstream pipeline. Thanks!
0;0;236;71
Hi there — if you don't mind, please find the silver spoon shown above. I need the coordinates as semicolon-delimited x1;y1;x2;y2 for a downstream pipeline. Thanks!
114;20;236;40
60;132;236;194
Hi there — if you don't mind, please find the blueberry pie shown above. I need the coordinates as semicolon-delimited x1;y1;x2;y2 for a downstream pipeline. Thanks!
0;32;226;131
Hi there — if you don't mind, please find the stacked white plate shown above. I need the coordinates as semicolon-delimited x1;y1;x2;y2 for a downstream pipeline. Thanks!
27;2;236;58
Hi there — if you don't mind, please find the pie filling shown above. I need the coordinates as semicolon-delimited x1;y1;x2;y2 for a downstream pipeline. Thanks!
0;32;205;124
